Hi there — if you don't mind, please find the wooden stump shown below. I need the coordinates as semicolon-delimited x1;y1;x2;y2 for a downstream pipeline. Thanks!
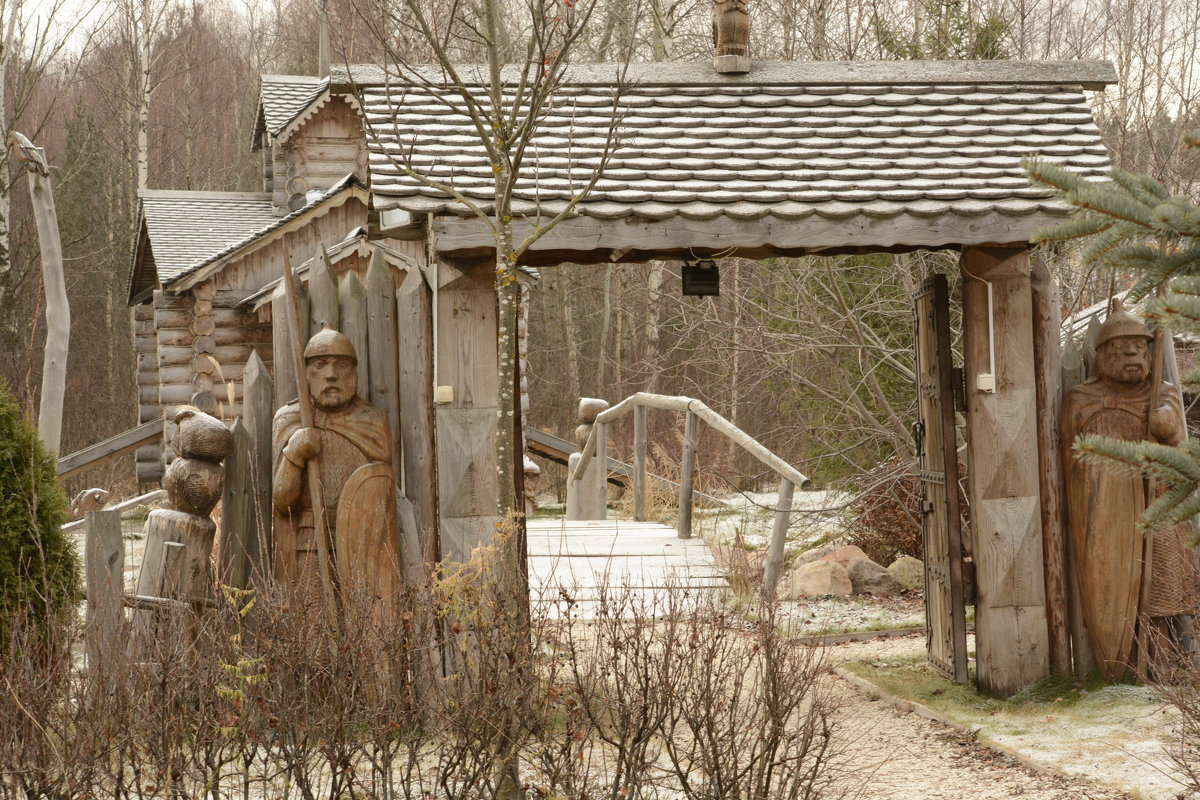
129;509;217;657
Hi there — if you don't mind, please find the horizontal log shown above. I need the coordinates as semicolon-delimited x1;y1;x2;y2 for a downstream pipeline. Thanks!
61;489;167;534
137;371;159;387
191;316;216;336
140;385;159;405
134;303;155;322
193;282;216;301
135;336;158;354
159;384;196;405
193;299;212;317
158;365;193;384
213;325;272;346
135;445;162;461
139;406;163;424
153;310;194;329
158;345;195;366
57;420;163;480
137;462;165;484
153;292;190;311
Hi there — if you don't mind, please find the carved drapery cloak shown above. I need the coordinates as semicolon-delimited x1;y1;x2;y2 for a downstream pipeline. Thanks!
271;396;395;603
1062;377;1194;680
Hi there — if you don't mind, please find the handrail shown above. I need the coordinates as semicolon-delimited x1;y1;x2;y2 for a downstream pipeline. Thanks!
61;489;166;534
570;393;811;490
566;392;810;599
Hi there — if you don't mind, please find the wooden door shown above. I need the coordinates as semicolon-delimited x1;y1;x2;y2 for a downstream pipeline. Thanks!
913;273;969;683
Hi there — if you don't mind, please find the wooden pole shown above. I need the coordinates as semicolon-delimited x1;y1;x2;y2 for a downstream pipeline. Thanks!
593;421;608;520
85;509;123;672
762;478;794;600
366;250;401;480
1137;286;1169;680
219;420;254;590
397;267;438;566
282;251;338;625
1031;255;1071;675
11;132;68;453
243;351;274;581
633;403;647;521
677;409;698;539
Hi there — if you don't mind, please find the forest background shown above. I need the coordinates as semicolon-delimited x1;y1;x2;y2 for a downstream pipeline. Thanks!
3;0;1200;503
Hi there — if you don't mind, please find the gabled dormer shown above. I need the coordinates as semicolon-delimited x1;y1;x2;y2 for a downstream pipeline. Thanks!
253;74;367;213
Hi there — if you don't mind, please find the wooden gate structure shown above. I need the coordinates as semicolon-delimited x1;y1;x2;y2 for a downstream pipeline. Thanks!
913;274;969;683
128;56;1117;696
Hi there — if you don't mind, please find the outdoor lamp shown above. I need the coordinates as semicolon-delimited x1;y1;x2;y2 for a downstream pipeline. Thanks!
681;258;719;296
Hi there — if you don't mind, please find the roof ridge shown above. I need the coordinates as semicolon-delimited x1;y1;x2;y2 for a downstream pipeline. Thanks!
139;189;272;201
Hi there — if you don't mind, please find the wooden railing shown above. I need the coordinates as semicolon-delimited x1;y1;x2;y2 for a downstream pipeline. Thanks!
566;392;810;597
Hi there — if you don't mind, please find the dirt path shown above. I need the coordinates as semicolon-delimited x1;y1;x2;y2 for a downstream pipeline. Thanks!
824;635;1136;800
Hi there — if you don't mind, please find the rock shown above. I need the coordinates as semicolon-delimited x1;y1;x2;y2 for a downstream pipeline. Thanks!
794;541;839;565
785;559;852;599
820;544;869;569
887;556;924;591
847;556;902;596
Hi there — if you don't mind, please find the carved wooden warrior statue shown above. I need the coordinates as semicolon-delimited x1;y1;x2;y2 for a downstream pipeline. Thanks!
1062;303;1197;679
272;328;400;613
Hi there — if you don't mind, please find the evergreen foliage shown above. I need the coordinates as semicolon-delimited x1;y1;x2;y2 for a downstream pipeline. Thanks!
0;376;78;635
1024;136;1200;534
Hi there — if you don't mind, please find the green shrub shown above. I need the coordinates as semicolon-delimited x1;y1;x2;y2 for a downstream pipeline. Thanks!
0;377;78;635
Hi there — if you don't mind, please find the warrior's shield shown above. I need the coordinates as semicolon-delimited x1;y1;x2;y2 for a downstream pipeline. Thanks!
335;462;401;617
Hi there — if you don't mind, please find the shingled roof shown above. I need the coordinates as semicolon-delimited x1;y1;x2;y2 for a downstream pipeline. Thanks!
254;74;328;146
130;175;367;302
342;60;1117;260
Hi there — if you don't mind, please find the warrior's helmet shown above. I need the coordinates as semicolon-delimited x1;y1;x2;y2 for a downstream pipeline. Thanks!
1096;299;1152;348
303;326;358;364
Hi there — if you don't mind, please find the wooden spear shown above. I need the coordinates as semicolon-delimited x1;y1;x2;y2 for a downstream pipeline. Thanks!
282;250;338;626
1136;284;1168;680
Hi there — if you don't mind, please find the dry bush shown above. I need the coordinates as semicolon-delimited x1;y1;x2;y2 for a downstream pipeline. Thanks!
1;519;843;799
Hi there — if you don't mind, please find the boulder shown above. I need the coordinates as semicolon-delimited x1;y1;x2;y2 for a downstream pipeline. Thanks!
887;556;924;591
846;556;902;596
794;541;839;565
785;559;852;599
820;544;869;569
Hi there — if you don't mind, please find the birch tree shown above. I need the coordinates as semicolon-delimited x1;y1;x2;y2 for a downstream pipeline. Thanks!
353;0;629;514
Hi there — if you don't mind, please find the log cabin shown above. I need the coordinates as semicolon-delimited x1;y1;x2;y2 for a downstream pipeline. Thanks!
130;57;1118;697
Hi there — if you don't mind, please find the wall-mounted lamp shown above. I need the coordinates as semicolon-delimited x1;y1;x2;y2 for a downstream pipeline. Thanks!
681;258;720;296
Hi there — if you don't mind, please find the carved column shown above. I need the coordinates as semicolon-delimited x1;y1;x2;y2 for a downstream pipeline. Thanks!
960;245;1050;697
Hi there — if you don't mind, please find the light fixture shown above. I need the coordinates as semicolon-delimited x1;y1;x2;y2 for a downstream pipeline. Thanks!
681;258;719;296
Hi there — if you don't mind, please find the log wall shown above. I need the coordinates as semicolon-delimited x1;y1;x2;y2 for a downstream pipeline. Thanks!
278;98;368;211
134;300;163;485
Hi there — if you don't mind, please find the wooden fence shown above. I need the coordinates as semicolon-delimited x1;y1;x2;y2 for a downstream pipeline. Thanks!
566;392;811;598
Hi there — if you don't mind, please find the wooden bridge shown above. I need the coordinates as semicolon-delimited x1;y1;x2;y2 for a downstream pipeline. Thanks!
526;517;728;617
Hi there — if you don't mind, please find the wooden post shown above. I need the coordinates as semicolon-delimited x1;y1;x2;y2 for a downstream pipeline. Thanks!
592;421;608;520
308;246;339;334
960;245;1050;697
271;287;307;407
1031;255;1071;675
85;509;124;671
12;132;68;453
367;250;402;480
339;270;370;394
219;420;254;590
633;403;647;521
762;478;794;600
677;410;698;539
397;266;438;566
243;352;274;581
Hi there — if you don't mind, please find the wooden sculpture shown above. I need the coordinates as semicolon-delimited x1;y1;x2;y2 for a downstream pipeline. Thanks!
1061;301;1195;679
272;326;400;618
712;0;750;73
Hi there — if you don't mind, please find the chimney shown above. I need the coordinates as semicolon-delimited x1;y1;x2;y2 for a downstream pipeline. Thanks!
713;0;750;74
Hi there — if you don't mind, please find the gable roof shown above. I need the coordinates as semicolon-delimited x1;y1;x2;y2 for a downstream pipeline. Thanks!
254;74;328;147
130;175;367;301
345;60;1116;259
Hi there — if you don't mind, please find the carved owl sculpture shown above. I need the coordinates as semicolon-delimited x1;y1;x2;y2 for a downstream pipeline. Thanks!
713;0;750;57
164;407;231;517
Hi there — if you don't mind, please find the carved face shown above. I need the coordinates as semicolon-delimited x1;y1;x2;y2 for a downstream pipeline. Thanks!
1096;335;1152;386
306;355;357;410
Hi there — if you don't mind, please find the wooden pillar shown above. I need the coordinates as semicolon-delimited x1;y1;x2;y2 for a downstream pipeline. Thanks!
633;404;647;521
243;352;274;582
85;509;124;672
219;420;255;590
1031;254;1071;675
592;422;608;520
434;258;498;561
960;245;1050;697
398;261;438;566
762;478;794;600
677;410;698;539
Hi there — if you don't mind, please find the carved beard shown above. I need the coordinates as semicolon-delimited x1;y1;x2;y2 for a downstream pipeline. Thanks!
1096;347;1150;386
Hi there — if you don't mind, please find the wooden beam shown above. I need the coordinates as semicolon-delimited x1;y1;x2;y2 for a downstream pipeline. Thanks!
366;250;401;479
1031;254;1071;675
57;420;162;481
762;478;795;599
243;351;274;584
432;213;1061;266
633;404;647;521
397;267;438;566
961;244;1049;697
677;411;698;539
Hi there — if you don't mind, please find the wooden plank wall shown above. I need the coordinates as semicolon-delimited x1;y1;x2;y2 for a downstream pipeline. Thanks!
210;197;369;294
134;300;163;485
435;259;499;562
